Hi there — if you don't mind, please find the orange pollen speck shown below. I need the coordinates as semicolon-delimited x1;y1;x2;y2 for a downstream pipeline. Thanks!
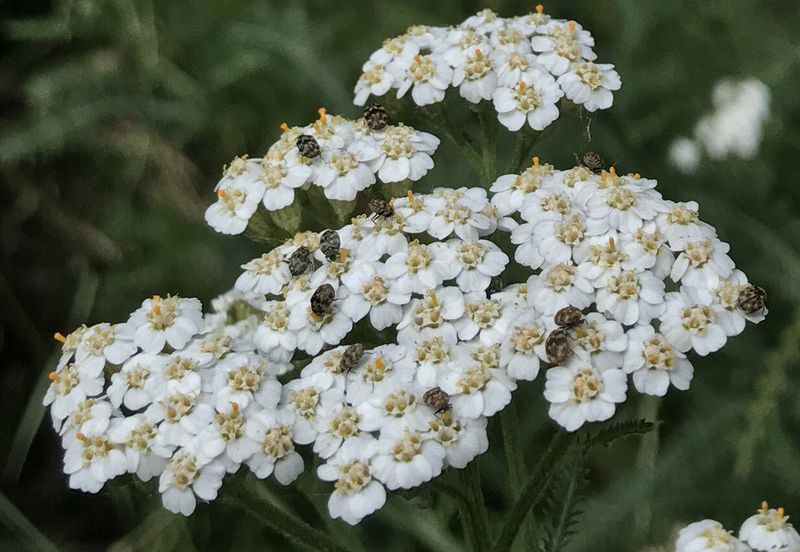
217;189;226;199
414;54;422;63
318;107;327;124
475;48;483;59
338;248;350;262
777;507;785;519
153;305;161;315
76;433;87;442
517;80;528;92
48;371;60;382
567;21;576;32
407;190;414;201
280;122;289;132
535;4;544;14
375;357;386;370
53;332;67;343
532;156;540;167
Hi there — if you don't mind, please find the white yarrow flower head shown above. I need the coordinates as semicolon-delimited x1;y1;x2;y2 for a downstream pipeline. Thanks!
46;145;768;525
356;8;618;130
739;503;800;552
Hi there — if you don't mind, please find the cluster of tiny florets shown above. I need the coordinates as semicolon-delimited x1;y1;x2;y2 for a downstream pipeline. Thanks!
355;6;621;130
677;502;800;552
494;158;766;429
45;160;765;523
204;107;439;235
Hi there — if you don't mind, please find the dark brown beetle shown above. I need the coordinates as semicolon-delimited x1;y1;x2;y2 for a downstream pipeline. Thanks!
296;134;321;159
364;104;389;131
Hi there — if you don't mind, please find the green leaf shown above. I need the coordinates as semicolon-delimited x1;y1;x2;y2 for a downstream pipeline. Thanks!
0;490;60;552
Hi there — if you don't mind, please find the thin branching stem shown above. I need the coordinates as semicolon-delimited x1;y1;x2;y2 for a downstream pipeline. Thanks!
492;431;575;552
461;461;493;551
230;482;350;552
501;404;537;550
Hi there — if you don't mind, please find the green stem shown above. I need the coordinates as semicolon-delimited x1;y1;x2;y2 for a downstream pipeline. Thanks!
230;482;350;552
477;107;496;187
492;431;575;552
501;405;537;550
428;104;484;178
461;461;493;551
633;395;661;541
511;131;543;173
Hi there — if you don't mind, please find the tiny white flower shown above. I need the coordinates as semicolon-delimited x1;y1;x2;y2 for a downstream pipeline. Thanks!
345;344;416;406
317;435;386;525
126;295;204;354
257;154;311;211
544;356;627;432
107;413;169;481
397;287;465;345
341;260;410;330
594;269;666;326
450;239;509;293
426;412;489;469
500;309;549;381
43;362;104;431
244;408;304;485
569;313;627;371
441;344;516;419
452;47;498;104
527;263;594;315
384;241;458;295
235;250;292;296
396;53;453;106
492;72;562;131
660;291;728;356
211;353;282;412
63;428;127;493
670;238;735;290
253;301;297;354
354;61;395;106
159;438;226;516
107;353;161;410
316;146;376;201
656;200;717;250
357;383;429;435
676;520;751;552
371;427;446;490
739;503;800;552
623;325;693;396
149;392;215;448
74;323;136;378
531;21;596;75
363;124;439;183
558;62;620;112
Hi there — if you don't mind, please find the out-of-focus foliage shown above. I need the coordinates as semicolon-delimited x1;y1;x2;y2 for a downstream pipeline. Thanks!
1;0;799;550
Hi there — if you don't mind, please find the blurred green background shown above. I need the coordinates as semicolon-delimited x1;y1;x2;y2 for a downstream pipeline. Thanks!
1;0;799;550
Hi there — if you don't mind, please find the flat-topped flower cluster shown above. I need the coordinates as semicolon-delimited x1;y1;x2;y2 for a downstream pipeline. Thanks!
677;502;800;552
355;6;621;130
205;108;439;235
44;160;765;524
